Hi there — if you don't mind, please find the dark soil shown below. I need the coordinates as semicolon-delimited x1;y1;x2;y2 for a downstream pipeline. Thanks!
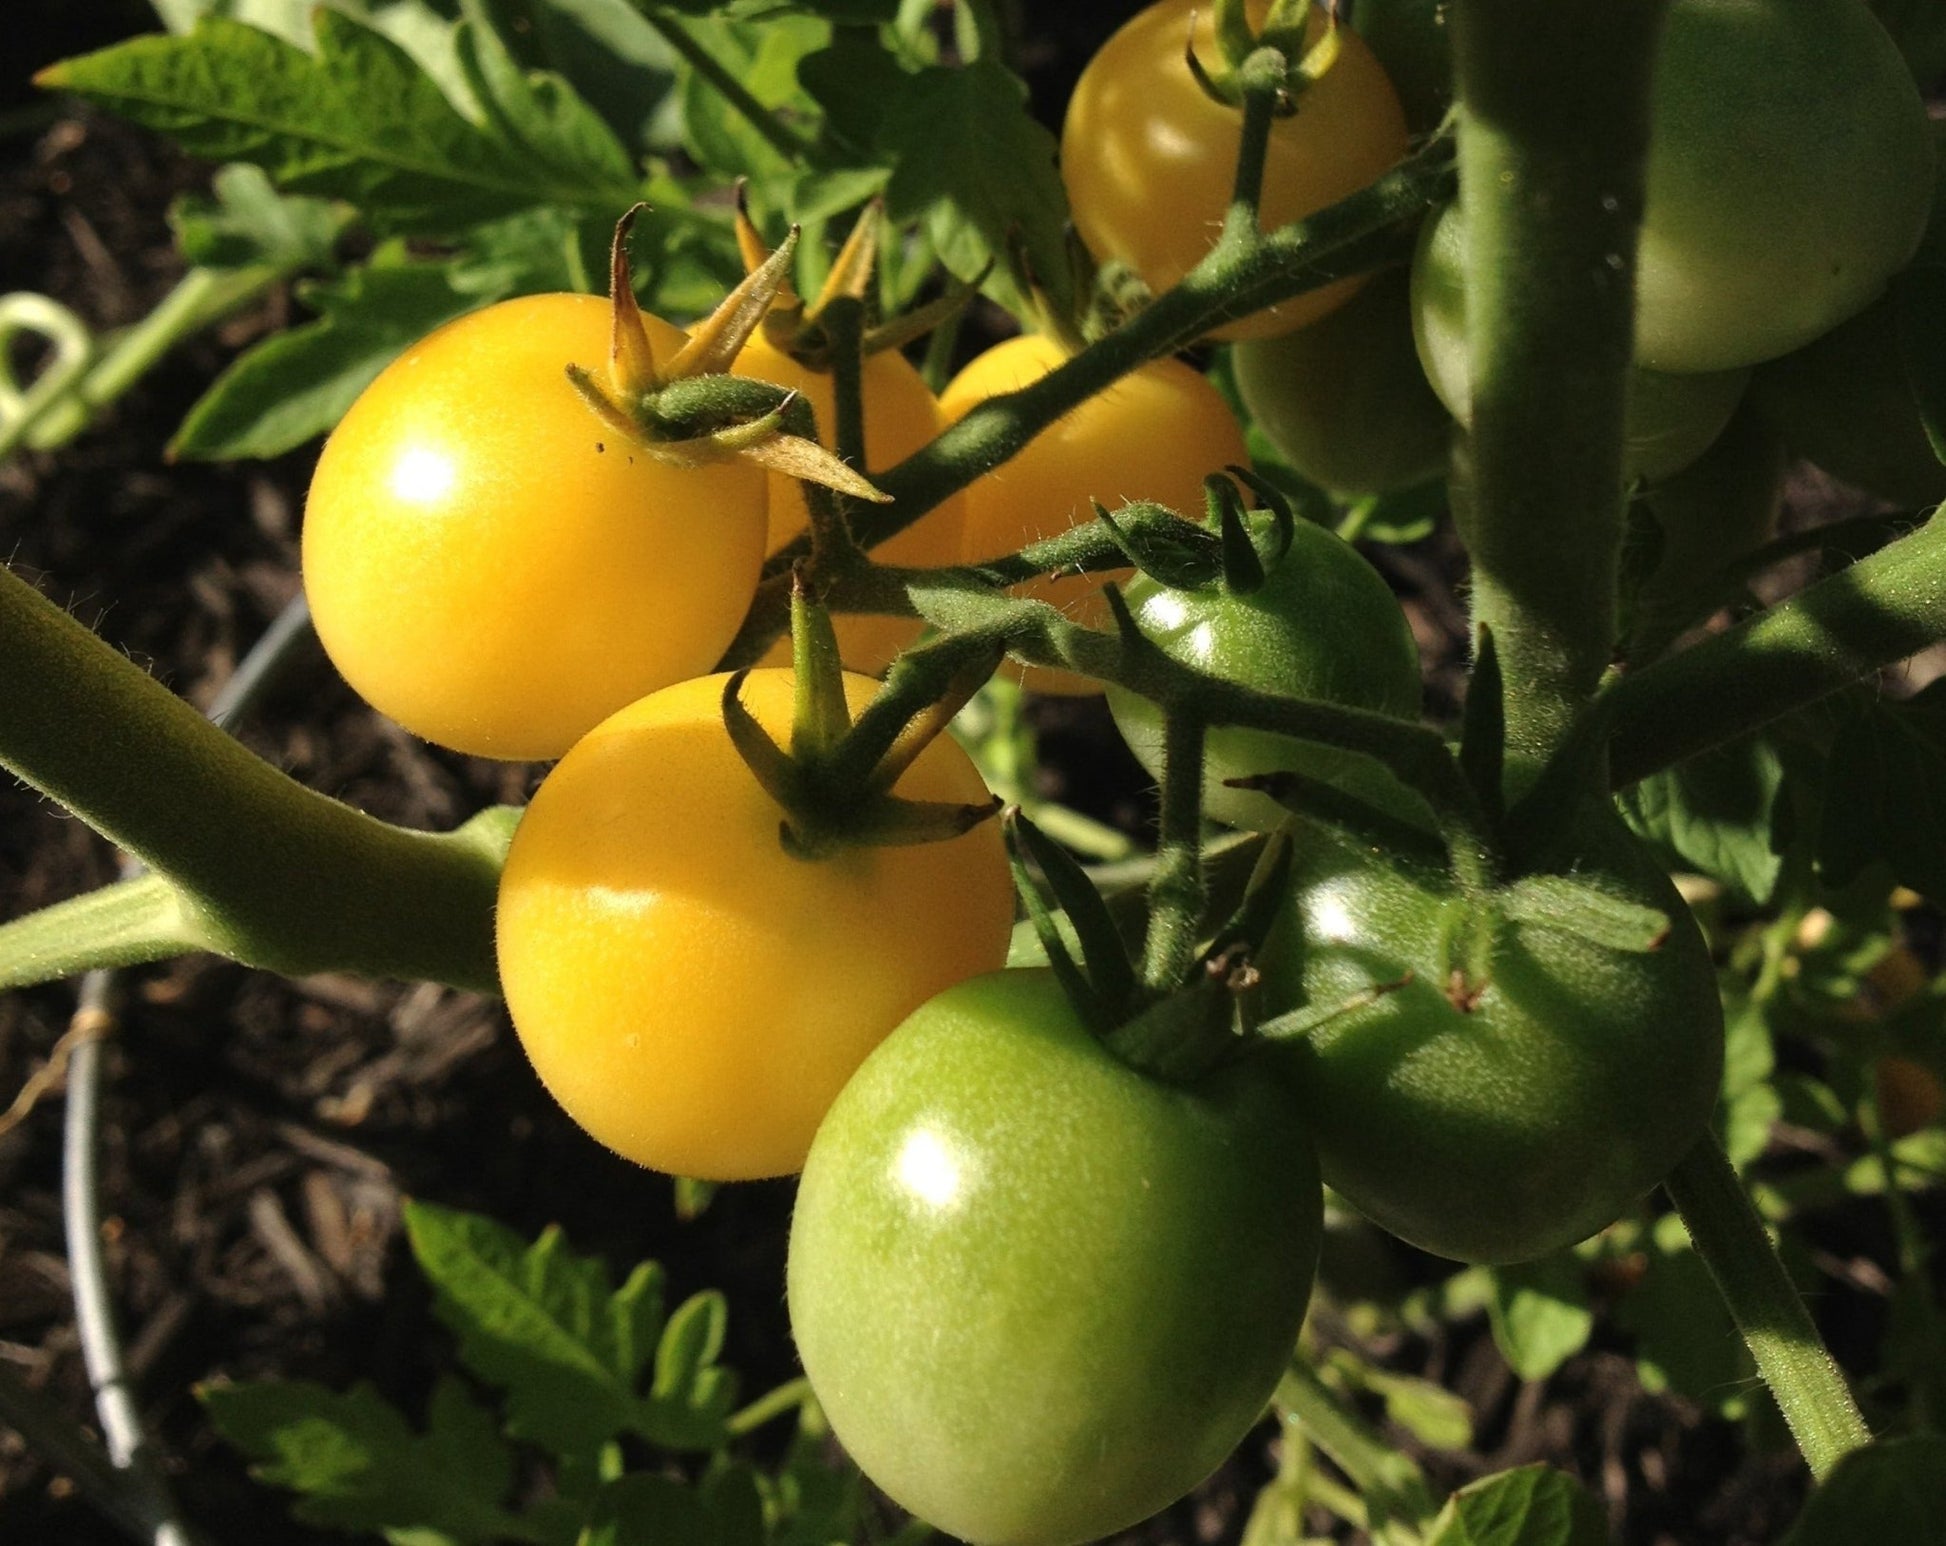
0;5;1908;1544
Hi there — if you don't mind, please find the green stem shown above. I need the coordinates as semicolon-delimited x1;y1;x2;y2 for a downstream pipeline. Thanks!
1607;510;1946;788
725;1377;811;1438
1140;712;1208;991
1450;0;1666;771
0;564;511;991
1274;1358;1438;1533
1663;1137;1871;1478
631;6;820;165
0;874;212;989
1222;49;1286;239
28;267;281;452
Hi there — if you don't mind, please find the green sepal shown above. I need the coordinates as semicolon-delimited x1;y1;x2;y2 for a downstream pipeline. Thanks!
1092;499;1224;590
1496;874;1671;953
1198;827;1296;970
1256;970;1416;1044
1100;963;1247;1086
1213;476;1267;595
1458;623;1507;828
1004;809;1113;1034
788;574;852;760
1008;808;1140;1025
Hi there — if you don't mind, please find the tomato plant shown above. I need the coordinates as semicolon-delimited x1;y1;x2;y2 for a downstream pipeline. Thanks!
731;332;964;673
1411;202;1749;483
1059;0;1411;340
940;332;1249;694
494;669;1014;1181
1107;513;1423;831
1232;267;1452;496
787;968;1323;1546
301;293;768;761
1258;818;1725;1265
1633;0;1933;373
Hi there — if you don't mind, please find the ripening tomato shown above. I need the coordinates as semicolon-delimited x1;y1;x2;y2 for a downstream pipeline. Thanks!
1061;0;1410;341
1258;818;1724;1264
940;332;1250;695
302;294;767;761
789;968;1322;1546
495;670;1014;1180
731;334;965;673
1410;202;1750;484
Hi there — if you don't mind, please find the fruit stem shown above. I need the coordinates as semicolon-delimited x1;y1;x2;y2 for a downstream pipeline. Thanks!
1663;1136;1871;1479
1449;0;1666;781
1222;48;1287;240
1140;710;1210;991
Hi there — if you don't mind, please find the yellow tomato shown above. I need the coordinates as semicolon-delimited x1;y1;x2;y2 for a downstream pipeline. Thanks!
495;669;1015;1180
732;334;964;674
1060;0;1410;341
940;333;1250;695
302;293;766;761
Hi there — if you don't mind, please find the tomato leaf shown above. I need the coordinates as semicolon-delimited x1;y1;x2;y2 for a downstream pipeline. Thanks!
169;163;346;271
40;12;641;234
169;262;481;460
452;6;638;189
581;1474;716;1546
1617;729;1794;907
401;1199;674;1458
1484;1256;1594;1383
1615;1212;1753;1419
1819;682;1946;904
1780;1433;1946;1545
647;1290;740;1449
1424;1464;1612;1546
199;1375;528;1542
877;59;1072;318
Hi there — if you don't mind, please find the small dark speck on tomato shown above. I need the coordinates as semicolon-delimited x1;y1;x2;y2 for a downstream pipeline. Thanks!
596;442;605;453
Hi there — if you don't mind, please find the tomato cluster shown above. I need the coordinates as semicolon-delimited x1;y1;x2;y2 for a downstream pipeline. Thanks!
290;0;1942;1533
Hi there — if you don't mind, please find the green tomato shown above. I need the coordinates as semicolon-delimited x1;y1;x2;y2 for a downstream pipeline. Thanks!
1233;268;1454;497
1636;0;1934;373
1411;202;1749;483
1749;291;1946;508
787;969;1322;1546
1350;0;1452;135
1258;818;1724;1265
1107;517;1422;832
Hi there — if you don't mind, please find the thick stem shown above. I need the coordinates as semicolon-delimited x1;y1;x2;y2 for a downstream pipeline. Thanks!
1451;0;1667;769
1663;1137;1871;1478
0;874;212;989
1140;712;1208;991
0;566;508;991
1607;510;1946;788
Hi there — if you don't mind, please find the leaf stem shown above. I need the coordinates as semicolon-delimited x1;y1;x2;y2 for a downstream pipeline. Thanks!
1274;1357;1439;1532
1663;1136;1871;1478
1139;711;1208;991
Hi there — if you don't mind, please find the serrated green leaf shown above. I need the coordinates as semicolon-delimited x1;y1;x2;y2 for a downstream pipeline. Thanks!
452;3;637;188
1427;1465;1611;1546
1617;730;1791;906
796;32;911;158
1715;989;1780;1169
1818;684;1946;904
647;1289;738;1449
170;162;346;269
676;14;828;182
402;1199;668;1458
168;260;482;459
200;1376;528;1542
1485;1256;1593;1383
581;1474;715;1546
701;1462;769;1546
1781;1433;1946;1546
878;60;1071;319
42;12;640;235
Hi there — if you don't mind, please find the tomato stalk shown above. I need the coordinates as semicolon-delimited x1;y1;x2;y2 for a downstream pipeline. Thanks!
1138;708;1210;991
0;564;510;991
1448;0;1665;776
1662;1137;1872;1478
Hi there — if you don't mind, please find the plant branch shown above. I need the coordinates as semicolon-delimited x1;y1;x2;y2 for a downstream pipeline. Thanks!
1606;510;1946;787
0;568;511;991
1449;0;1667;772
1663;1137;1871;1478
1140;710;1209;991
630;6;820;165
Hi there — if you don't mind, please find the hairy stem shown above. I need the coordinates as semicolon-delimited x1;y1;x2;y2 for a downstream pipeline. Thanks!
1664;1138;1871;1477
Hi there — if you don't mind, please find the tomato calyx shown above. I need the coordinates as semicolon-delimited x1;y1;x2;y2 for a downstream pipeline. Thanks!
722;574;1003;858
1191;0;1345;115
564;207;886;503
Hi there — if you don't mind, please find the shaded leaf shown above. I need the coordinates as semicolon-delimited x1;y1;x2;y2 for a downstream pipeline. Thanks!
1617;729;1793;906
1485;1255;1593;1383
1616;1213;1753;1419
647;1289;739;1449
200;1376;527;1542
1818;683;1946;904
169;163;346;269
1426;1465;1611;1546
1781;1433;1946;1545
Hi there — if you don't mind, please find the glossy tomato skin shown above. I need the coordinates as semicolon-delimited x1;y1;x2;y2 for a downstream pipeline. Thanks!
1259;819;1724;1264
731;334;965;673
1233;267;1452;496
303;294;766;761
495;670;1013;1181
1410;204;1748;484
940;333;1249;695
788;968;1323;1546
1636;0;1933;373
1062;0;1409;341
1106;518;1422;831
